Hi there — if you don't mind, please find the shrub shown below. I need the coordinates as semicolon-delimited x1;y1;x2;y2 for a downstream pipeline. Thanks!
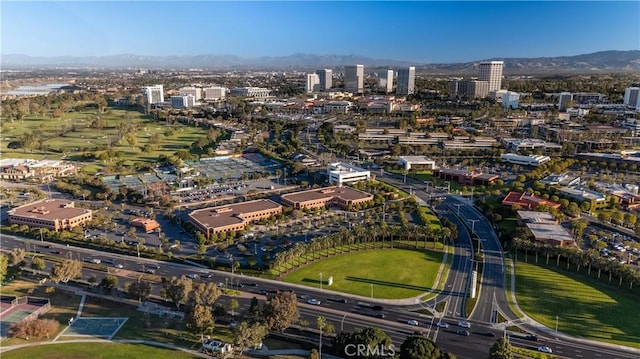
9;318;59;339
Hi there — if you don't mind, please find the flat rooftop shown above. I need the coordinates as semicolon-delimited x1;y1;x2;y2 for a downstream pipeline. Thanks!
9;199;90;220
281;186;373;204
189;199;281;229
526;223;575;243
517;210;557;223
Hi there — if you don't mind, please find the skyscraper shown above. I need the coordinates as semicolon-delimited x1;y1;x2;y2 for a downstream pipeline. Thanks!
306;73;320;93
396;66;415;95
478;61;504;92
344;65;364;94
624;87;640;109
378;70;393;93
316;69;333;90
141;84;164;104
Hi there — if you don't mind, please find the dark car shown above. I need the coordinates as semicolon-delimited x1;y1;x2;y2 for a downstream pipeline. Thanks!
456;330;470;336
372;305;384;311
482;331;496;337
525;335;539;342
373;313;386;319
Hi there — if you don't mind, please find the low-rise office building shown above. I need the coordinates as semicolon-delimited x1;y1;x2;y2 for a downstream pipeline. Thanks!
398;156;437;171
281;186;373;210
327;162;371;185
526;223;576;247
8;199;93;231
517;211;558;226
501;154;551;167
502;192;561;210
189;199;282;239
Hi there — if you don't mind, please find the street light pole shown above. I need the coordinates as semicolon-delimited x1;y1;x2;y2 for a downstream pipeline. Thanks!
370;284;373;299
468;219;479;234
319;272;323;292
555;315;559;333
454;203;463;216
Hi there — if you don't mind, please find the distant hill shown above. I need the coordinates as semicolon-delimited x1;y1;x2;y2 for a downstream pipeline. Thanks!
1;50;639;73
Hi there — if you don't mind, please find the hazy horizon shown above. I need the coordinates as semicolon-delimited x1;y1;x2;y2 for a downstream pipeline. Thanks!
2;1;639;63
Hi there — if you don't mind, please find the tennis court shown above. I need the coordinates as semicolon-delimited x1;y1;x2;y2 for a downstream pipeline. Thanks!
59;317;128;339
0;299;49;338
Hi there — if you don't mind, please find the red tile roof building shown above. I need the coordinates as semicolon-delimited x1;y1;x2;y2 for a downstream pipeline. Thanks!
502;192;561;210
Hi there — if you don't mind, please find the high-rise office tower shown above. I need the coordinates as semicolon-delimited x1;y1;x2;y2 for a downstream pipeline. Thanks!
478;61;504;92
306;73;320;93
179;86;202;100
378;70;393;93
624;87;640;109
344;65;364;94
558;92;572;111
141;84;164;104
396;66;415;95
316;69;333;90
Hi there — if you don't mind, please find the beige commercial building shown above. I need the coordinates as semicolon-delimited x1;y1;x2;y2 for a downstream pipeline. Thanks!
8;199;93;231
189;199;282;239
281;186;373;210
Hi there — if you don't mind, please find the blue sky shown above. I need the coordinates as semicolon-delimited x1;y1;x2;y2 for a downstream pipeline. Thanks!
2;1;638;63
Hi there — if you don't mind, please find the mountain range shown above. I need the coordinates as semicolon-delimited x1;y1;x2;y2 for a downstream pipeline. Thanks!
2;50;639;74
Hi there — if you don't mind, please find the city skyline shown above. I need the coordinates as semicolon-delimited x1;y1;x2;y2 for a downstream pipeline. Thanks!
1;1;639;63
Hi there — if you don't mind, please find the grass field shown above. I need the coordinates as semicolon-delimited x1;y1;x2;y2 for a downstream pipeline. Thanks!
283;249;445;299
2;109;208;173
514;261;640;348
1;342;201;359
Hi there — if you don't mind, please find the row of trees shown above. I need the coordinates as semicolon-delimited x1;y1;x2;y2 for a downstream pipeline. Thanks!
511;238;640;291
270;223;454;273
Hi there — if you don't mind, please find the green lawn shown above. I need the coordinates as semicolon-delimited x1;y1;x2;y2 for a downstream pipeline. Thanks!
1;342;201;359
283;249;445;299
514;261;640;348
2;109;208;171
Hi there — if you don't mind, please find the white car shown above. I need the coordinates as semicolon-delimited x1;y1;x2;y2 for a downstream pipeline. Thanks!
537;346;553;354
407;320;420;326
307;298;321;306
436;322;449;328
90;258;101;264
187;274;199;279
457;321;471;328
114;264;124;269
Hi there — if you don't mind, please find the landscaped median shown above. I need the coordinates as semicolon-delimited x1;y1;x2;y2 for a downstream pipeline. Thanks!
283;248;446;299
514;260;640;349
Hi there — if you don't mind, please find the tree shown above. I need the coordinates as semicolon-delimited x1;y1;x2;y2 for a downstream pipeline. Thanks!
228;298;240;317
49;259;82;283
233;321;268;356
0;254;8;283
9;318;58;340
191;282;221;307
126;280;152;302
263;291;299;332
184;303;214;340
161;276;193;309
99;274;119;292
400;336;445;359
488;338;513;359
317;316;327;359
247;296;262;323
31;257;46;271
9;248;26;266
